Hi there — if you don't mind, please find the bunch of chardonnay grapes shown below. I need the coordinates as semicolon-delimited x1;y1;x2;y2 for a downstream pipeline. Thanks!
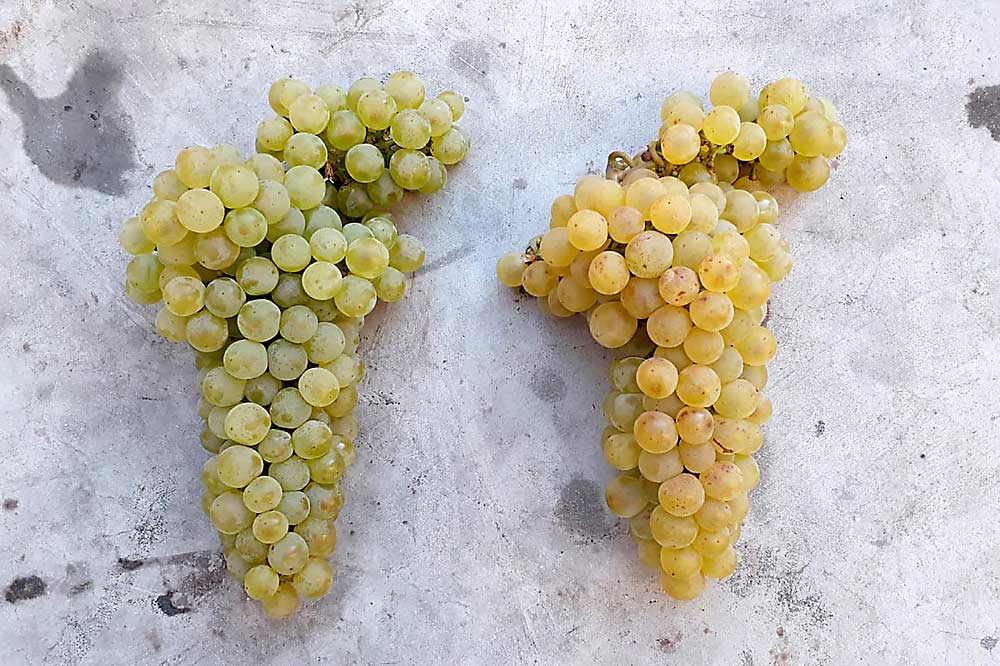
495;72;843;600
120;71;468;617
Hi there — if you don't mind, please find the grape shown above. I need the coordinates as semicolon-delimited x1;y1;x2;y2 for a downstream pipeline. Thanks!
430;127;468;164
238;299;281;342
261;581;299;619
243;476;283;513
202;367;246;407
140;199;186;246
194;229;240;270
650;195;691;234
786;154;830;191
589;302;638;349
185;311;229;352
662;101;704;131
702;105;741;145
660;124;699;164
710;71;750;109
635;357;678;399
119;217;155;255
658;266;699;306
357;89;397;130
211;491;254;534
688;292;734;332
224;404;271;446
388;149;430;190
625;231;673;278
346;237;390;279
389;234;425;272
658;473;705;517
391;109;432;150
223;340;268;380
153;169;187;201
587;251;629;295
619;277;663;318
203;277;246;319
157;234;197;266
258;429;293;463
345;144;385;184
604;476;648;518
244;564;280;600
566;210;608;251
296;516;337;558
267;339;309;381
175;145;217;189
284;165;326;210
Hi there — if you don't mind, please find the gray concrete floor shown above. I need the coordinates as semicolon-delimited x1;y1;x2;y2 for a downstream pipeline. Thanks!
1;1;999;664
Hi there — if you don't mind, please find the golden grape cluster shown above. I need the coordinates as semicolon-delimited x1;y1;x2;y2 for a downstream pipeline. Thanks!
496;71;844;600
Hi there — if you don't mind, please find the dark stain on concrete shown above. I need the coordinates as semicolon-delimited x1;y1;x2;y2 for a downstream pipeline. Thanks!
555;476;616;541
0;50;136;195
117;557;144;571
726;543;832;627
982;636;998;651
814;420;826;436
155;591;190;616
967;86;1000;141
5;575;46;603
657;632;682;652
529;368;567;403
512;177;528;190
68;580;93;596
2;498;17;510
448;39;490;77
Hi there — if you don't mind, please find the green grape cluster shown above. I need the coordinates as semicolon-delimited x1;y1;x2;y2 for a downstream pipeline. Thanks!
496;71;844;600
120;72;468;618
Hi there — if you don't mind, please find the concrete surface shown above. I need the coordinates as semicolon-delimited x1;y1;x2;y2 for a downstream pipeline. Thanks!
1;1;998;664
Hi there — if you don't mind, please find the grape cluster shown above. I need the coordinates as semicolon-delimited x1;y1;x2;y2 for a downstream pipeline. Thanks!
496;72;843;600
120;72;468;617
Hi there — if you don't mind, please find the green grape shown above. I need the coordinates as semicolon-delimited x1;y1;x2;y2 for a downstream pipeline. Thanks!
296;516;337;557
323;353;364;387
261;581;299;619
244;564;280;600
303;205;343;238
271;274;309;308
289;94;331;134
258;428;293;463
391;109;431;149
388;234;425;272
277;490;311;525
334;275;377;317
284;165;326;210
140;199;187;245
337;183;376;218
156;234;198;266
223;550;251;581
786;154;830;191
185;310;229;352
589;302;637;348
246;153;285;183
419;157;447;194
385;70;425;109
267;532;310;576
253;510;290;544
346;237;390;279
430;126;468;164
660;124;699;164
713;154;739;184
223;339;268;380
201;456;229;494
366;170;405;207
222;247;255;277
604;476;648;517
637;445;682;482
202;366;246;407
760;77;808;114
235;528;269;564
208;164;258;209
732;122;767;161
159;265;200;291
284;132;328;169
303;323;346;364
271;234;312;272
342;222;373;245
290;557;333;599
700;461;744;501
119;216;155;255
222;208;267;248
153;169;187;201
175;145;217;189
325;384;358;418
331;416;358;445
270;457;311;492
257;115;295;152
252;180;291;224
363;217;397;249
437;90;465;120
709;71;749;109
201;429;224;454
267;206;306;243
345;143;385;183
315;84;347;112
238;299;281;342
203;277;246;318
126;253;164;293
375;267;406;302
649;506;698;548
245;372;281;406
702;105;741;145
267;79;301;115
418;98;453;137
602;430;641;470
207;406;232;439
194;229;240;270
389;149;430;190
210;491;254;534
758;104;794;140
292;419;334;459
658;473;706;517
306;445;346;486
268;339;309;381
300;262;343;301
357;89;397;130
162;276;205;317
280;305;319;343
347;77;380;111
324;110;367;151
224;404;271;446
243;476;284;514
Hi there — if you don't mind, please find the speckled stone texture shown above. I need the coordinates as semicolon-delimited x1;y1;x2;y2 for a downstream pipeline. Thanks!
1;1;999;664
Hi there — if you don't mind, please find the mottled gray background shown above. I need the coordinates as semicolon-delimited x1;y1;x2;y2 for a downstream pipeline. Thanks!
1;1;998;664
